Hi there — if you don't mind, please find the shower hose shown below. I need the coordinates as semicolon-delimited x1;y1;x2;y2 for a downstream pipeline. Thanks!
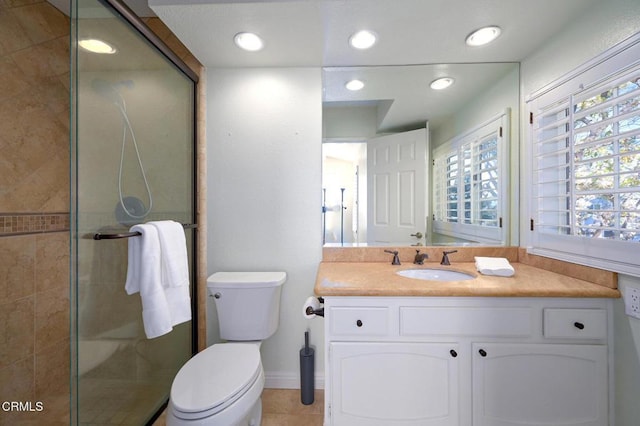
115;99;153;219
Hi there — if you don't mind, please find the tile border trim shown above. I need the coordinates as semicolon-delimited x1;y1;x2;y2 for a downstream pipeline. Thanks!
0;213;70;237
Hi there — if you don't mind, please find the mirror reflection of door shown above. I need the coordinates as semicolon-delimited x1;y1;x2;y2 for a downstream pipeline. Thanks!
367;128;428;245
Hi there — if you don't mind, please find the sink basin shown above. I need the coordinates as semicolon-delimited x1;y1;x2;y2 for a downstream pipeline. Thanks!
397;268;475;281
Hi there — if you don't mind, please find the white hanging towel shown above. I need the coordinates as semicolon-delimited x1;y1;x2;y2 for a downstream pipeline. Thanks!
125;224;173;338
474;256;515;277
125;222;192;338
148;220;190;288
148;220;191;325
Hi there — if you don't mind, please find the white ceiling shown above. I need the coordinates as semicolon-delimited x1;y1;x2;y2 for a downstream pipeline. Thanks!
69;0;599;131
323;62;518;131
148;0;597;68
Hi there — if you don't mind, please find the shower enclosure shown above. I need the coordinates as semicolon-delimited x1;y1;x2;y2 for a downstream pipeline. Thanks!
70;0;198;423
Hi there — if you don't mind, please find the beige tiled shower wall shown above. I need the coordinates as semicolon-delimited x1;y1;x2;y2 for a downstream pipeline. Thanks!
0;1;70;213
0;233;70;425
0;1;72;425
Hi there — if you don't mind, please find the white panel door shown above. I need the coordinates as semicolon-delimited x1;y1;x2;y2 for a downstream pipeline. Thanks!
367;128;427;245
330;342;459;426
472;343;608;426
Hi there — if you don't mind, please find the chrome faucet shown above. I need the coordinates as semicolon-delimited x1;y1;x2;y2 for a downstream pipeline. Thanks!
441;250;458;265
384;250;401;265
414;250;429;265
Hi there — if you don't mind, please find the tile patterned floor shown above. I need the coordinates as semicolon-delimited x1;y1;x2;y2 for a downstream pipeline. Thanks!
261;389;324;426
153;388;324;426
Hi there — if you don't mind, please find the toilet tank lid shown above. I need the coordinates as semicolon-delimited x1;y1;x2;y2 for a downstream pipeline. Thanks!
207;271;287;289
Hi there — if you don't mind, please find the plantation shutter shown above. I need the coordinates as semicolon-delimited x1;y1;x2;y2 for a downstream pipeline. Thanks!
528;36;640;276
432;110;509;244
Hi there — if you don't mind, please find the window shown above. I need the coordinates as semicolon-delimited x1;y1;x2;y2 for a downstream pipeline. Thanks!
528;36;640;276
433;110;509;244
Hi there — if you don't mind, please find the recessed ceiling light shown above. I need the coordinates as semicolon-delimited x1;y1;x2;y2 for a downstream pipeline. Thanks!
465;26;501;47
78;38;117;54
349;30;377;50
430;77;454;90
345;79;365;91
234;32;264;51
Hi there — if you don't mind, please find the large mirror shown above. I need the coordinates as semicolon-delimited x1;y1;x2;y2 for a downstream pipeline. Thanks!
322;62;519;247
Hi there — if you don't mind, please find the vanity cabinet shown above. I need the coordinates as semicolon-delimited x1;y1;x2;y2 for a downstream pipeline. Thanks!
324;297;611;426
471;342;608;426
329;342;460;426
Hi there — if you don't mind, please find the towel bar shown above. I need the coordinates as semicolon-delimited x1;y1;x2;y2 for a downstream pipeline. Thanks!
92;223;198;240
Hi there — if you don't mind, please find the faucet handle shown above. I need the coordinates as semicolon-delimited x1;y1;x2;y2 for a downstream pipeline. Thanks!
384;249;401;265
441;249;458;265
414;249;428;265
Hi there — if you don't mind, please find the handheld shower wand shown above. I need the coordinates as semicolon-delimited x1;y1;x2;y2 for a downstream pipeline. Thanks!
91;79;126;108
92;79;153;222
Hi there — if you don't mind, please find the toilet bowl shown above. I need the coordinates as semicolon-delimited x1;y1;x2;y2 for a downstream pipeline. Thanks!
167;272;286;426
167;344;264;426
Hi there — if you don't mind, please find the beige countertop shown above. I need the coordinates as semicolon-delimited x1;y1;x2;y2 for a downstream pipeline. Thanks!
314;261;621;298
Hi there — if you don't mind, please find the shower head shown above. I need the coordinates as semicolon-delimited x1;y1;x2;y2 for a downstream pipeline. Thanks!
91;79;125;108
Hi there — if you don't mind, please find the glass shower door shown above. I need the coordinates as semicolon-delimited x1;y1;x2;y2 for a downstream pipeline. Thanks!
70;0;196;423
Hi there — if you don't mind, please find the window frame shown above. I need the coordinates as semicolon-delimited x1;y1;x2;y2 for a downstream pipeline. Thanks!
526;34;640;277
432;109;510;244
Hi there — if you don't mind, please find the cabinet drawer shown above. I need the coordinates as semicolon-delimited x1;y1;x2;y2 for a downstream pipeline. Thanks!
330;307;390;337
543;308;607;339
400;307;533;337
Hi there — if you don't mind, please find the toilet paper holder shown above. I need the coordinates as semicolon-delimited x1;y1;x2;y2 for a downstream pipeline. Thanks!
305;297;325;317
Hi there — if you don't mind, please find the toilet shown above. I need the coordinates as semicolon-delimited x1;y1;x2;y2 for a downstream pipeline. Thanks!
166;271;286;426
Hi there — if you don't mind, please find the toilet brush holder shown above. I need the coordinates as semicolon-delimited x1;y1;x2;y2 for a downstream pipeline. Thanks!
299;331;315;405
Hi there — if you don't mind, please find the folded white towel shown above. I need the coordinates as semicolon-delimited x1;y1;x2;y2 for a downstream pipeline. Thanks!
148;220;190;288
165;285;192;325
125;222;192;338
474;256;515;277
125;224;173;338
150;220;191;328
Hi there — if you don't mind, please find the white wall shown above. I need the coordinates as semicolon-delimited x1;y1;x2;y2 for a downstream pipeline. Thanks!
430;65;519;149
323;104;379;138
614;277;640;425
206;67;325;387
519;1;640;424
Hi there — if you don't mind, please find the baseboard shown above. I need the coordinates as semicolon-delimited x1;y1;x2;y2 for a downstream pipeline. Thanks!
264;371;325;390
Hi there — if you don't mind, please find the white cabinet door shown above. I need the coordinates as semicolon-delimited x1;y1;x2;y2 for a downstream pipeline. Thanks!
472;343;608;426
329;342;459;426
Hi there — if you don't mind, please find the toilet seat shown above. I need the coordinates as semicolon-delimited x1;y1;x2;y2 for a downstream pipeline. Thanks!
170;343;262;421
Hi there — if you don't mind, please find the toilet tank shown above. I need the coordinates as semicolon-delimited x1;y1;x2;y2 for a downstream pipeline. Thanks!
207;272;286;341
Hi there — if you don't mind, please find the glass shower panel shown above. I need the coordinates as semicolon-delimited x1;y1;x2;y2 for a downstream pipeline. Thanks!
71;0;195;424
